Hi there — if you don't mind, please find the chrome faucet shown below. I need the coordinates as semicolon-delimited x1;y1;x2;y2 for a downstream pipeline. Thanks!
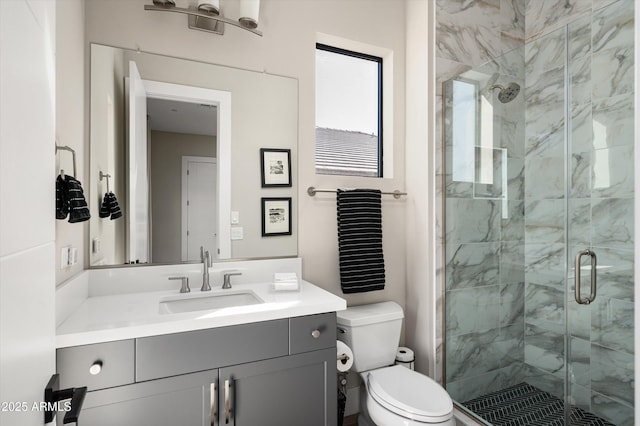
200;246;212;291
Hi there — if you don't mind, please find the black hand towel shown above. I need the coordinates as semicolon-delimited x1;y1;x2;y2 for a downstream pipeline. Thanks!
337;189;385;293
99;193;122;220
56;175;69;220
63;176;91;223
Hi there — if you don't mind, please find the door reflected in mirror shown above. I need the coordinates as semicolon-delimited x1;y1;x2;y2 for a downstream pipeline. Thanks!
89;44;298;267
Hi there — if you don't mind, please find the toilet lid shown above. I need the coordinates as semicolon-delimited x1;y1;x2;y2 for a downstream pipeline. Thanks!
367;365;453;423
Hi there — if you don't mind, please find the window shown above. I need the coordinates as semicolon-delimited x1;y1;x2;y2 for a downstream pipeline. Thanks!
315;43;383;177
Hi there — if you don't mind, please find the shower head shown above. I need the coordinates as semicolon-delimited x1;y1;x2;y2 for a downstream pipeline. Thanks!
491;82;520;103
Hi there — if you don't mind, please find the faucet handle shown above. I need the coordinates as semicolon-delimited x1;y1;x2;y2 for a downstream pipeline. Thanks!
169;276;190;293
222;272;242;289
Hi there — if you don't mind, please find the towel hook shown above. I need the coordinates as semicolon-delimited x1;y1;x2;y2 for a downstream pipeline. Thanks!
99;171;111;193
55;142;77;178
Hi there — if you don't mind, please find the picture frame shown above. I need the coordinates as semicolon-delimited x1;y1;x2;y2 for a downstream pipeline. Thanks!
260;148;291;187
261;197;292;236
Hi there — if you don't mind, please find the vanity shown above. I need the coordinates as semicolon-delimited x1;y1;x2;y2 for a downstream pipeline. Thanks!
55;259;346;426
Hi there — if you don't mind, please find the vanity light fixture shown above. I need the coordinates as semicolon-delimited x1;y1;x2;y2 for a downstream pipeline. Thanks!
145;0;262;37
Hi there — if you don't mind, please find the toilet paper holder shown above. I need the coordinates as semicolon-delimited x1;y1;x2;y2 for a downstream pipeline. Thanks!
337;353;350;362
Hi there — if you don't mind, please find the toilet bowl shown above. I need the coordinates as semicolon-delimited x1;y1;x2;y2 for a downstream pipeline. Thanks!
336;302;454;426
360;366;454;426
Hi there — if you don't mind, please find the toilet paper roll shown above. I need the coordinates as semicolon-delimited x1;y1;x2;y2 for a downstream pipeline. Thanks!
336;340;354;372
396;347;415;363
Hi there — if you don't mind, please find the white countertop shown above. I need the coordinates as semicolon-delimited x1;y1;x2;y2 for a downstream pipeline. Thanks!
56;280;346;348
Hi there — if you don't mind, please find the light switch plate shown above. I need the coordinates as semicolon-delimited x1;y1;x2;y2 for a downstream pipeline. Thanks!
231;211;240;224
60;246;70;269
231;227;243;240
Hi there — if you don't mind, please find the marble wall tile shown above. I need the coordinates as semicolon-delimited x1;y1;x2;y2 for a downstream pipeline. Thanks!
502;201;524;241
568;297;591;341
570;102;593;154
591;197;634;250
445;242;500;290
436;58;472;96
570;383;592;411
507;157;525;200
592;297;634;354
524;27;566;74
524;156;565;199
446;365;519;403
501;241;526;283
436;0;503;67
569;199;591;247
446;328;502;382
525;282;565;334
445;198;501;242
524;324;565;376
569;336;591;388
591;145;634;198
592;93;634;149
525;0;592;41
524;199;565;243
568;14;592;60
592;46;634;99
501;0;526;51
593;247;634;301
569;58;592;105
525;242;565;286
500;282;525;326
571;151;591;198
592;0;624;12
592;0;634;54
520;362;565;399
525;68;565;159
591;391;634;426
591;343;634;405
446;285;500;336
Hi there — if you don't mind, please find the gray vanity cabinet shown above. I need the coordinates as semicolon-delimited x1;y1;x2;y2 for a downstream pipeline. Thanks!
56;313;337;426
76;368;217;426
220;348;335;426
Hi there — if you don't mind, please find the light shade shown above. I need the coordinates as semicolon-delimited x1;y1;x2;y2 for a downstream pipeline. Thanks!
198;0;220;14
239;0;259;29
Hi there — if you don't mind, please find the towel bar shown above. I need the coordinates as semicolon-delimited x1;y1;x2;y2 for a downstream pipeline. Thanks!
55;143;77;178
307;186;406;199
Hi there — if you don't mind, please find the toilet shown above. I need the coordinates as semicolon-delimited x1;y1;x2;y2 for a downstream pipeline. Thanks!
337;302;455;426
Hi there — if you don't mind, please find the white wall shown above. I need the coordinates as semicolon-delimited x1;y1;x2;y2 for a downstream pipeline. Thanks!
404;0;436;378
55;0;86;283
83;0;407;310
0;1;57;424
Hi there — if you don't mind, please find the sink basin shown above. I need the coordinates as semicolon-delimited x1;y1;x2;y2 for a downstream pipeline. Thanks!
159;291;264;315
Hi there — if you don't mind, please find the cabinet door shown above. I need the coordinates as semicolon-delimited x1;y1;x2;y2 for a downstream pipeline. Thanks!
75;369;218;426
219;348;336;426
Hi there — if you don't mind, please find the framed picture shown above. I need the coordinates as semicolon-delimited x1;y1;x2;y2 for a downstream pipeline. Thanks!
260;148;291;187
261;197;292;236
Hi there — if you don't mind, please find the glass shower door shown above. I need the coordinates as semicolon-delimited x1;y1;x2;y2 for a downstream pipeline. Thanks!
566;3;635;424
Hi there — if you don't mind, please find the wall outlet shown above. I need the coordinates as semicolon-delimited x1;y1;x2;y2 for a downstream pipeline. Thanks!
231;227;243;240
69;247;78;266
60;246;71;269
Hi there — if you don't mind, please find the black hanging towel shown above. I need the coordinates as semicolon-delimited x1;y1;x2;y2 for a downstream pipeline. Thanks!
337;189;386;293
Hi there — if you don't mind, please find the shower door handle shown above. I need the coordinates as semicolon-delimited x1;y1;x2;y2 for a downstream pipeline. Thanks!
574;249;597;305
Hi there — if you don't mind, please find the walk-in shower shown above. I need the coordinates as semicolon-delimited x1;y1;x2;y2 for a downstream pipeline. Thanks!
443;0;634;425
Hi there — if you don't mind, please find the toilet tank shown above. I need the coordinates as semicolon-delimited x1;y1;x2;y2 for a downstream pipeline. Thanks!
336;301;404;372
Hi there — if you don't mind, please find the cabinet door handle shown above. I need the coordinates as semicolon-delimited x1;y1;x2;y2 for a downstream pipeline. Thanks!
210;381;216;426
311;329;321;339
224;379;231;424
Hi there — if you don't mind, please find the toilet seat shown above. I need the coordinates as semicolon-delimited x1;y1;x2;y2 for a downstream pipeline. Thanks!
367;365;453;423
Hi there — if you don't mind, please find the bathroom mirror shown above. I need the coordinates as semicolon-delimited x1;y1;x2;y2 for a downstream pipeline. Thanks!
89;44;298;267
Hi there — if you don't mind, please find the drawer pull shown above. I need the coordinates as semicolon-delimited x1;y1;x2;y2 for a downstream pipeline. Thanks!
89;360;103;375
224;379;231;424
311;329;321;339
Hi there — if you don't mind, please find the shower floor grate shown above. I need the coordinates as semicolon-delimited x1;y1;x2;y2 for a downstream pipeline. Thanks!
462;382;614;426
